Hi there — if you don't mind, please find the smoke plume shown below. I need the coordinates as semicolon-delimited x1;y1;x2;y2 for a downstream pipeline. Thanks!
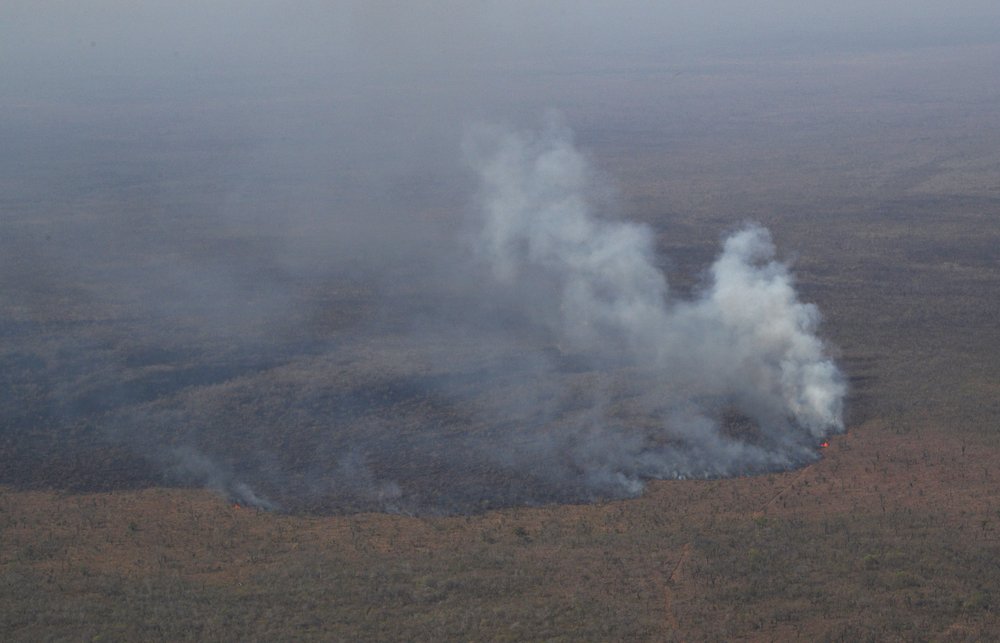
460;119;845;488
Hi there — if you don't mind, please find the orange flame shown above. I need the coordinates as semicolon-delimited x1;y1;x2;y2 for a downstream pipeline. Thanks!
819;441;829;449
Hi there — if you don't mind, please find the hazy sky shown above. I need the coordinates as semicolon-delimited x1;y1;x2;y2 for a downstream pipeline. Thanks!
5;1;1000;79
6;1;998;161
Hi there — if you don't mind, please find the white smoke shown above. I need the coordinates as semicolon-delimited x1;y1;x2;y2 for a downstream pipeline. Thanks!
167;446;278;510
465;118;845;487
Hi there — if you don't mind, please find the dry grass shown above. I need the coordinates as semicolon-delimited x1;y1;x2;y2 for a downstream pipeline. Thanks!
2;414;999;639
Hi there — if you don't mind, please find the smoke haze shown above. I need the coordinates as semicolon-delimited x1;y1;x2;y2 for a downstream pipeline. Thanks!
3;112;846;513
6;1;995;513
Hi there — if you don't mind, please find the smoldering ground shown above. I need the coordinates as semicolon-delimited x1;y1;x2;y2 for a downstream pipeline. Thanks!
0;116;844;514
